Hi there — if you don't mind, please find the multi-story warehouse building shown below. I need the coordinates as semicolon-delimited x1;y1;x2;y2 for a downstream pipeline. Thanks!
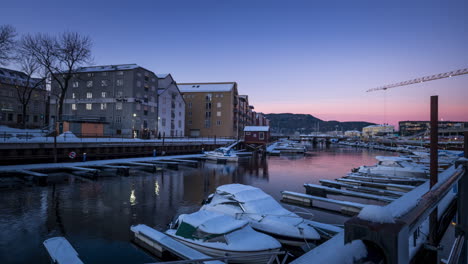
157;74;185;137
178;82;239;138
50;64;159;138
399;120;468;137
0;67;47;128
362;124;394;138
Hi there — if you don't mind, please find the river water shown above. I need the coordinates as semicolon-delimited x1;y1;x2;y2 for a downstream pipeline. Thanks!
0;145;395;264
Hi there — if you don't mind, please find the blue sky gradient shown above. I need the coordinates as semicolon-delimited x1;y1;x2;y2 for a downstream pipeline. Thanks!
2;0;467;125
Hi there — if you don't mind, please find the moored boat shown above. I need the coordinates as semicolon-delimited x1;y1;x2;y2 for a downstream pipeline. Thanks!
165;210;281;264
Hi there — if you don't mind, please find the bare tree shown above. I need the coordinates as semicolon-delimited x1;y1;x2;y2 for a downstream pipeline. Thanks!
0;25;16;65
14;51;46;128
20;32;92;124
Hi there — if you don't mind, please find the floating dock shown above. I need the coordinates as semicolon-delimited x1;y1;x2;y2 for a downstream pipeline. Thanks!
43;237;84;264
130;224;223;264
281;191;365;215
304;183;395;203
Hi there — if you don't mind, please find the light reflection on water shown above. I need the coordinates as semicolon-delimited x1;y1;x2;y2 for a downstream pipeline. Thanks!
0;145;394;264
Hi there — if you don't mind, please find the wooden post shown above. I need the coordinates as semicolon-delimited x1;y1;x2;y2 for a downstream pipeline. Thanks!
428;95;439;262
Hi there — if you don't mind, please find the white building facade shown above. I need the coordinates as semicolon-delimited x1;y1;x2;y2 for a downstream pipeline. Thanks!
157;74;185;137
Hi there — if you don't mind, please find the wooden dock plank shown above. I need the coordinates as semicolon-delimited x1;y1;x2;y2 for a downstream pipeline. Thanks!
281;191;365;215
344;175;426;186
319;179;405;198
336;178;415;192
304;183;395;203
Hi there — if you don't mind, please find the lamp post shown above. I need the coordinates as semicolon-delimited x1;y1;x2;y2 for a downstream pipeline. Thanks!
132;113;137;138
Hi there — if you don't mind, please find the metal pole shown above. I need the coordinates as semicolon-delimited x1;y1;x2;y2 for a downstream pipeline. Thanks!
429;95;439;262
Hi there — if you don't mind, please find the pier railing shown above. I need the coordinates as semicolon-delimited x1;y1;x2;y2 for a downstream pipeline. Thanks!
344;159;468;264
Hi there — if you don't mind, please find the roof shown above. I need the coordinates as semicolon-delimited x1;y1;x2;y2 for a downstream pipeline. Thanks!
178;82;236;93
77;64;140;73
244;126;269;132
156;73;170;78
363;124;394;129
0;67;44;88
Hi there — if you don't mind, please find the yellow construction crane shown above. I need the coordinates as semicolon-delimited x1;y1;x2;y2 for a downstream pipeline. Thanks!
366;68;468;92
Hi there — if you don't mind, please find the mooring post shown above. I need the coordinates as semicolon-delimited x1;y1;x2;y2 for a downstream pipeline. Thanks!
428;95;439;262
457;131;468;264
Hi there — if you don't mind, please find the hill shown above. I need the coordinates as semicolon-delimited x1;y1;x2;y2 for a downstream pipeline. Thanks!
265;113;376;134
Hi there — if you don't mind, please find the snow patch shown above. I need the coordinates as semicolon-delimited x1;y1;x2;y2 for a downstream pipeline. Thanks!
358;205;395;224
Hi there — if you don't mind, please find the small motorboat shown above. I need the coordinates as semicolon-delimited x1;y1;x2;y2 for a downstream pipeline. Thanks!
165;210;281;264
204;147;239;162
358;156;428;178
202;184;342;247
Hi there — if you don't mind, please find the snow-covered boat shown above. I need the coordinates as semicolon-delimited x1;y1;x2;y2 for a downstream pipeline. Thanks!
204;147;239;162
202;184;342;247
165;210;281;264
357;156;428;178
267;140;306;154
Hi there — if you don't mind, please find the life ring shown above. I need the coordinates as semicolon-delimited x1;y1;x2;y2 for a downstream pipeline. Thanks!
69;151;77;159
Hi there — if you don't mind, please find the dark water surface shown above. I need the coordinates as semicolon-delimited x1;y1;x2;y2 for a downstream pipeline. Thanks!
0;145;394;264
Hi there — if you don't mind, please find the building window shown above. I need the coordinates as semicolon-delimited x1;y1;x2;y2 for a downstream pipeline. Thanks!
220;94;223;98
71;104;77;111
117;71;124;75
101;92;107;98
87;73;94;77
259;132;265;140
178;120;182;128
217;111;221;117
136;81;141;87
101;72;107;76
217;102;222;108
246;132;251;135
151;107;155;112
101;80;108;87
205;93;212;101
116;102;123;110
205;112;211;118
86;80;93;87
204;119;210;128
116;91;123;97
72;81;79;88
188;111;192;117
216;120;222;126
33;115;38;123
162;108;166;114
162;118;166;127
206;103;211;110
100;103;107;110
86;104;92;110
143;110;148;116
72;93;76;99
188;120;192;125
86;92;92;98
188;102;192;108
116;79;123;86
179;111;181;117
136;104;141;110
115;116;121;123
151;85;155;91
163;97;166;104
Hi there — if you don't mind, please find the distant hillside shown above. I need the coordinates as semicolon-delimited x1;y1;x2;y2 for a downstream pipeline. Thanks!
265;113;376;134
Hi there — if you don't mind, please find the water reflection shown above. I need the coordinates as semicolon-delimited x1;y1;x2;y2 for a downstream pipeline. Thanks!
0;146;393;264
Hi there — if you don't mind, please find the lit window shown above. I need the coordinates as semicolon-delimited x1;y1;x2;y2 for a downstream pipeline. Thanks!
72;93;76;99
217;111;221;117
86;103;92;110
86;92;92;99
72;81;79;88
71;104;77;110
100;103;107;110
116;79;123;86
116;102;123;110
116;91;123;97
86;80;93;87
217;102;222;108
101;92;106;98
101;80;108;87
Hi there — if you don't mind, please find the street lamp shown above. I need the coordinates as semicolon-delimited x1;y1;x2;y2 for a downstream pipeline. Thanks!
132;113;137;138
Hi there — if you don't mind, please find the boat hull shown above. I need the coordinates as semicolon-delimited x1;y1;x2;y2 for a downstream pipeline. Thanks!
167;234;280;264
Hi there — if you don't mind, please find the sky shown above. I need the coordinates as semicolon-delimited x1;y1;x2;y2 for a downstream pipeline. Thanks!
1;0;467;126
